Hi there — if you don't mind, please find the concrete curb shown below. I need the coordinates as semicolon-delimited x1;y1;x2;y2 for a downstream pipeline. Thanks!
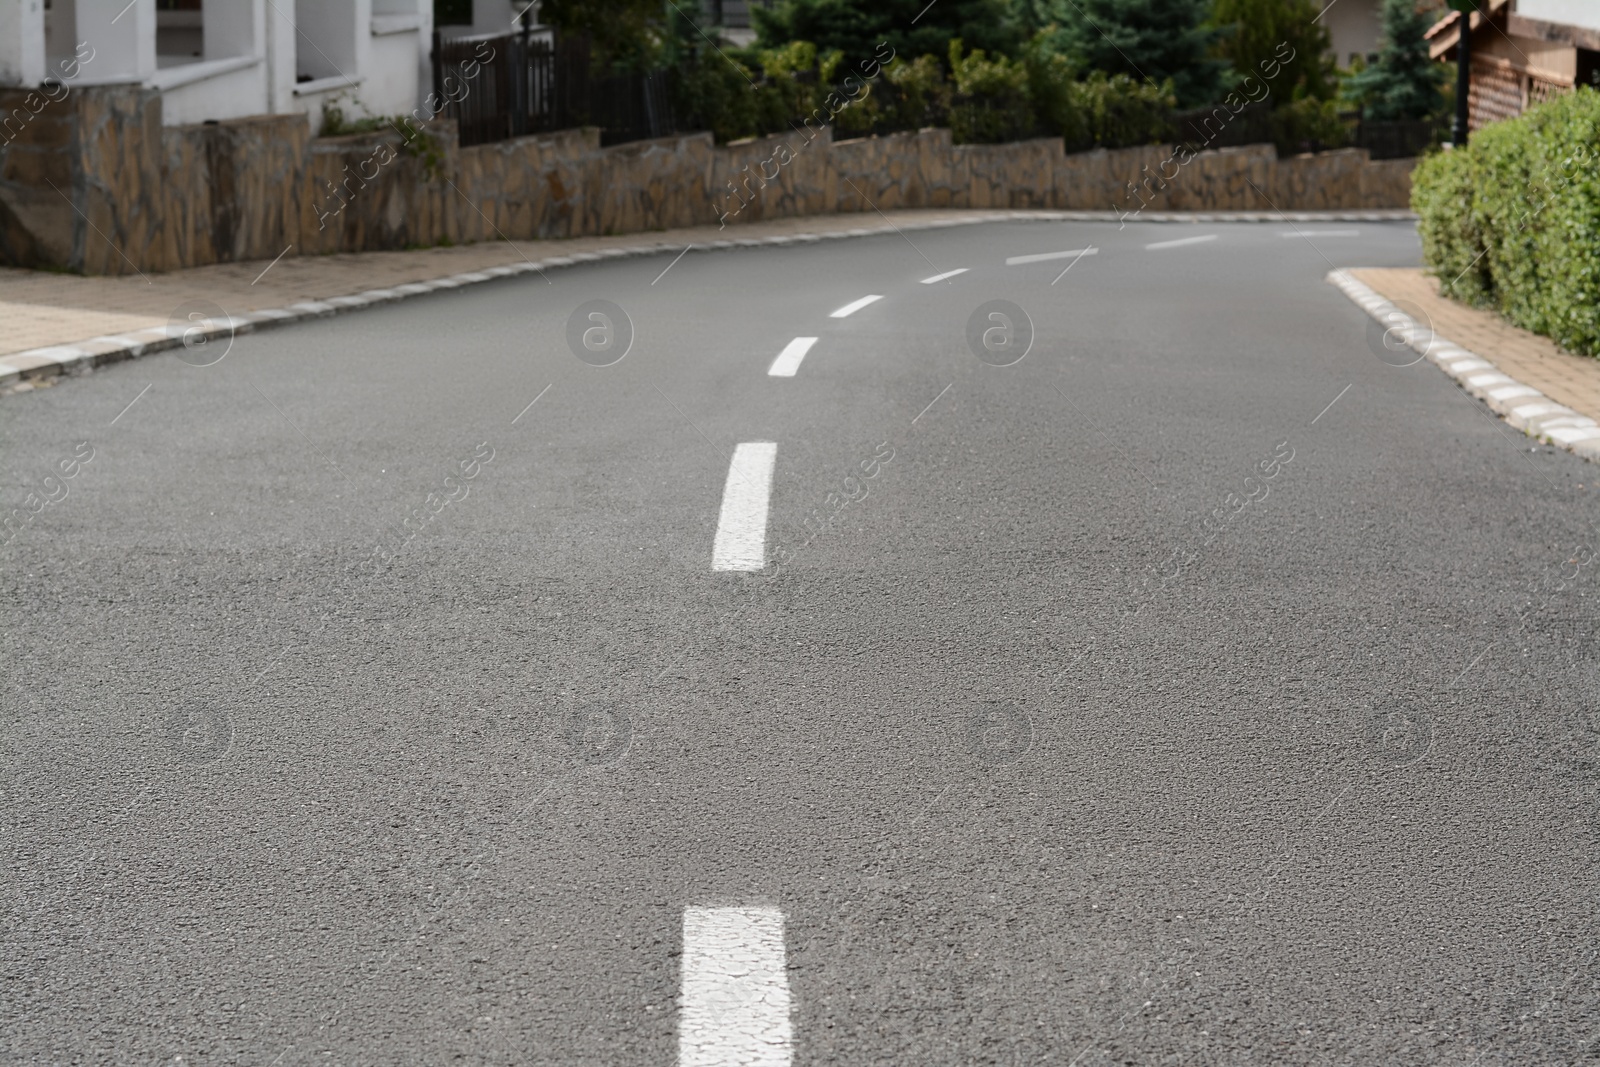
0;210;1417;395
1328;269;1600;463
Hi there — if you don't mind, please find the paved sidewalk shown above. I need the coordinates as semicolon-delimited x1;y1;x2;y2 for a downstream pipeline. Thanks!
1350;267;1600;424
1334;267;1600;462
0;207;1412;391
0;210;985;355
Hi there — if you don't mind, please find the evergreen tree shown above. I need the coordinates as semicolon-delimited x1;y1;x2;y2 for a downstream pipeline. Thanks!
753;0;1024;70
1212;0;1337;101
538;0;671;70
1019;0;1225;107
1342;0;1448;120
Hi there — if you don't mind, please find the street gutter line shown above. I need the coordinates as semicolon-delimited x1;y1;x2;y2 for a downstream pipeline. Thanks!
651;244;693;285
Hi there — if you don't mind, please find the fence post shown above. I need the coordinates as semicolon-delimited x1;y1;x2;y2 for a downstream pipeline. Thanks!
431;29;443;121
513;18;531;137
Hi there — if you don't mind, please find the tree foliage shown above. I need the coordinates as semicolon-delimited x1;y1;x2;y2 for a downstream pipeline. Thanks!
1211;0;1336;101
538;0;669;70
752;0;1023;69
1342;0;1447;120
1018;0;1224;107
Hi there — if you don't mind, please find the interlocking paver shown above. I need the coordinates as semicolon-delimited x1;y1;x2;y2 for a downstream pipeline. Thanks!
1350;267;1600;425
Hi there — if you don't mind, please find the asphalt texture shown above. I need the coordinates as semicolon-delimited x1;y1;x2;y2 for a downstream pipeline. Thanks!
3;219;1598;1066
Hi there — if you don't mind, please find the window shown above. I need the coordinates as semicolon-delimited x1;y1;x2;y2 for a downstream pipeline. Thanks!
157;0;203;70
434;0;471;26
155;0;257;73
295;0;358;84
43;0;80;69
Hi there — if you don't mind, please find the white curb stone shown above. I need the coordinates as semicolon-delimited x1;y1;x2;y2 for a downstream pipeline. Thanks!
1328;269;1600;463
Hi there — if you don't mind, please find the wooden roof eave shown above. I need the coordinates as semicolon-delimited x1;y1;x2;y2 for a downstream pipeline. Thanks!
1426;0;1512;61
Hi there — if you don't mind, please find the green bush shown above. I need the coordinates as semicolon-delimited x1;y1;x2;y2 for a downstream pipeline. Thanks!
1413;87;1600;356
1271;96;1349;154
948;38;1036;144
1022;37;1089;148
882;53;951;132
669;50;767;142
1072;70;1174;150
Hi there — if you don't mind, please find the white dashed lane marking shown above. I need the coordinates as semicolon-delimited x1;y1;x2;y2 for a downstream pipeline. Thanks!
712;442;778;571
829;295;883;318
767;337;817;378
1005;247;1099;266
920;268;969;283
1145;234;1218;250
679;906;792;1067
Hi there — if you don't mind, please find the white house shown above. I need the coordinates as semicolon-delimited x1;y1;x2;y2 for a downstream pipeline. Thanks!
0;0;435;132
1320;0;1387;69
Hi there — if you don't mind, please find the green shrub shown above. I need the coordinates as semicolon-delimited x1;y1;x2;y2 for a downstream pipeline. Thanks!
1072;70;1174;150
1271;96;1349;155
882;53;951;131
1029;0;1224;107
669;50;768;142
948;38;1036;144
1023;37;1091;149
1413;87;1600;355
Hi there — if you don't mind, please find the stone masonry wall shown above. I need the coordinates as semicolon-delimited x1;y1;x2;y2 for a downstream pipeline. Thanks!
0;86;1418;276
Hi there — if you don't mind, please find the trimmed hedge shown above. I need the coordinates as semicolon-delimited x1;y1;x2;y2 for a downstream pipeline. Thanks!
1412;87;1600;356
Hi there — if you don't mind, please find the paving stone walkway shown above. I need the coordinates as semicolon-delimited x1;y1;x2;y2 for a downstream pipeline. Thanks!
1350;267;1600;425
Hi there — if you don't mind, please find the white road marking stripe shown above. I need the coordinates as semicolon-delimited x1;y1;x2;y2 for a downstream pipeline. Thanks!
768;337;818;377
1005;247;1099;266
829;294;883;318
712;443;778;571
920;268;969;283
679;906;792;1067
1145;234;1218;250
1281;230;1360;237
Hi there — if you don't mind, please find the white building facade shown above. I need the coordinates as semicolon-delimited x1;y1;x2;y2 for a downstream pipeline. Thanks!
0;0;434;131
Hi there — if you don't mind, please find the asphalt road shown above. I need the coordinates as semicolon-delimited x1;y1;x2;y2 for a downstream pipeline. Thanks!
3;219;1598;1066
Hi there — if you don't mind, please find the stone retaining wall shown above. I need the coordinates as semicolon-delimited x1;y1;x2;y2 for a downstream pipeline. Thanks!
0;86;1417;275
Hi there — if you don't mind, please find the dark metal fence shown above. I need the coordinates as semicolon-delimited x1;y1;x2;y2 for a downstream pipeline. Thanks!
431;29;676;148
1170;101;1276;152
1356;118;1446;160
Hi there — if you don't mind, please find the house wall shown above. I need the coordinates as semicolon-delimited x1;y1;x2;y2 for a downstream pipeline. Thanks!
1518;0;1600;34
2;0;430;135
0;87;1418;275
1325;0;1385;67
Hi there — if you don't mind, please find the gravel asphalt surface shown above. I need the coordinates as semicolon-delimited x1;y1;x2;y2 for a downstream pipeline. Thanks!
3;219;1597;1066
